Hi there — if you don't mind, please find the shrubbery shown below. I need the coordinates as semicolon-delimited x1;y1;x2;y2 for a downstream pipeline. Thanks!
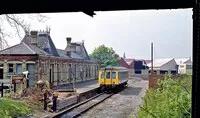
0;98;33;118
138;74;192;118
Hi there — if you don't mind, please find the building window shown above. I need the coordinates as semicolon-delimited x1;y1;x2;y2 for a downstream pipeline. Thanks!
16;64;22;74
0;64;3;68
101;72;105;79
106;72;110;79
112;72;116;79
8;64;14;73
179;65;185;68
186;65;192;69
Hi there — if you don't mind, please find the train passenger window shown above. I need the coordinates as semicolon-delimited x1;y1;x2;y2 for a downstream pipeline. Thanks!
101;72;105;78
112;72;116;79
106;72;110;79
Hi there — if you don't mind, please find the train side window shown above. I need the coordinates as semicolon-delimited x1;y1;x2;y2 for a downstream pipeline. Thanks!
106;72;110;79
112;72;116;79
101;72;105;78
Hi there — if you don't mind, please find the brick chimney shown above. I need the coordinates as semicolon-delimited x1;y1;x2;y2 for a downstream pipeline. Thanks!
66;37;71;57
30;31;38;45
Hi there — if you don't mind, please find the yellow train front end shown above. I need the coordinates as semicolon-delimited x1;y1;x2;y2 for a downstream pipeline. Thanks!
98;66;128;93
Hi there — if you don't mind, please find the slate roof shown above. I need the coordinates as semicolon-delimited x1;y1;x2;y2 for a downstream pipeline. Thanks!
100;66;128;70
70;43;90;60
124;58;134;65
0;42;49;55
56;49;69;58
57;49;84;59
21;33;59;56
175;58;191;65
1;31;95;63
71;52;84;59
147;58;174;67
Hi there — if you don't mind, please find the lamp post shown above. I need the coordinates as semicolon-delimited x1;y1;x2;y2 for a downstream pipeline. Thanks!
151;42;154;75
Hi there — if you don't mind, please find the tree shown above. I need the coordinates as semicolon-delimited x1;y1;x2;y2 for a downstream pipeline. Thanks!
90;44;120;67
0;14;48;50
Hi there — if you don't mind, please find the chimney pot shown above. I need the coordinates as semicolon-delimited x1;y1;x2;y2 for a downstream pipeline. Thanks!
66;37;71;58
66;37;71;42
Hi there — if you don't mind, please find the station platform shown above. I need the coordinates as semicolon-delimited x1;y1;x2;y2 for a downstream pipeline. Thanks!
52;79;99;93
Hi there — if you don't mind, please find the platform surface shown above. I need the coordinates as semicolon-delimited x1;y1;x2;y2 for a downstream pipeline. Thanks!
52;79;99;93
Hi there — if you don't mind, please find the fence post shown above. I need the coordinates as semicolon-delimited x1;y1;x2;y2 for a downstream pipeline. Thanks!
14;83;16;93
26;79;29;88
1;83;3;97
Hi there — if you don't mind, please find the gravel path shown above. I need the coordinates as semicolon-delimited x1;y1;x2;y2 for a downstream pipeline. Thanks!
79;77;148;118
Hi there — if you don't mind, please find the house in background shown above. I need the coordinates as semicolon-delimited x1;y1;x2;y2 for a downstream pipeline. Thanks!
119;57;149;76
119;57;129;69
134;59;149;74
147;58;178;75
175;58;192;75
0;30;100;87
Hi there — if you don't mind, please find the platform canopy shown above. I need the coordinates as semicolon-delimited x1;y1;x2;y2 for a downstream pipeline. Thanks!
0;0;195;16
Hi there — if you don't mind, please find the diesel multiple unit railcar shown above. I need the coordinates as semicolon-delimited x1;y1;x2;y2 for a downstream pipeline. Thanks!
98;66;129;92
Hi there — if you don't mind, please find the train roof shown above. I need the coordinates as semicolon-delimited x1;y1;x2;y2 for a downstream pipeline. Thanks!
100;66;128;71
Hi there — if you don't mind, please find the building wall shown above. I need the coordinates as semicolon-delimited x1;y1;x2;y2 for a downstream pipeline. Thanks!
119;58;129;69
178;63;192;75
134;61;144;70
0;55;38;84
38;57;100;86
0;55;100;87
129;61;134;69
160;59;177;71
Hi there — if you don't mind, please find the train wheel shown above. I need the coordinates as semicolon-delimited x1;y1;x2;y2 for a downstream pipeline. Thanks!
113;86;118;94
97;87;101;94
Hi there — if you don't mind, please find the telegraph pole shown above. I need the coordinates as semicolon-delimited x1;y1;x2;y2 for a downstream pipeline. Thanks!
151;42;154;75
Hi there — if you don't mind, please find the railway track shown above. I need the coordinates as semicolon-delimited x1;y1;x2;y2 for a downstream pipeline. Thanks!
50;85;128;118
55;93;113;118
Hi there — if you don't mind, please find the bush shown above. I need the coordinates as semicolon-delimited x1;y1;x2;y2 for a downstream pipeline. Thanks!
138;74;191;118
0;98;33;118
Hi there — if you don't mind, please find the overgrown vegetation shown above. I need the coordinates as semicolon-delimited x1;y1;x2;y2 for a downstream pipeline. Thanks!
0;98;34;118
89;44;119;67
138;74;192;118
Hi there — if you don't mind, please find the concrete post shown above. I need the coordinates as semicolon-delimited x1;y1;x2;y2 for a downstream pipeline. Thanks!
22;63;27;72
3;62;8;79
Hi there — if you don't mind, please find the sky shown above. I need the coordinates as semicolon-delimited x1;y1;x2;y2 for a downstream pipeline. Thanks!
5;8;193;60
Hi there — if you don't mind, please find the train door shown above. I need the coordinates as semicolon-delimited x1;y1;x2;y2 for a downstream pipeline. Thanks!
99;70;105;85
105;70;111;85
111;70;117;85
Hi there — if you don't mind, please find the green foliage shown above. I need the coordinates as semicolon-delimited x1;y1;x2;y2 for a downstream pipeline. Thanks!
138;74;192;118
89;44;119;67
0;98;33;118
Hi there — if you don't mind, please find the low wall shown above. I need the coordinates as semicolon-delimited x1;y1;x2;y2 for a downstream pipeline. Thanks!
78;87;99;102
48;87;100;111
128;69;149;79
149;75;181;88
149;75;165;88
56;95;78;110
